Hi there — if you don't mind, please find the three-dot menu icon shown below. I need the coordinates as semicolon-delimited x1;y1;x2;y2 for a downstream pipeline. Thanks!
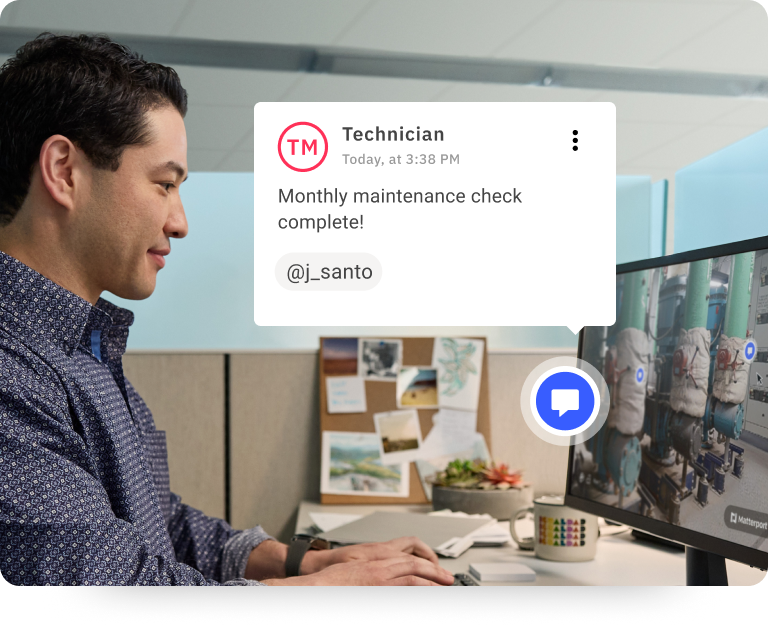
573;130;578;152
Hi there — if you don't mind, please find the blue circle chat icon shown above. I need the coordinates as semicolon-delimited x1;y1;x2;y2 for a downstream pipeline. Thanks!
534;370;597;432
636;367;644;383
745;340;756;362
521;358;610;446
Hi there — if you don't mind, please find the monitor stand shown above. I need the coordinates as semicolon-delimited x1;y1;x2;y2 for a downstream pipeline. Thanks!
686;546;728;586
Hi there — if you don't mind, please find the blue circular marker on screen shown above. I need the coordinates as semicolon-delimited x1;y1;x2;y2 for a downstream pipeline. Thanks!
534;371;597;432
636;367;645;383
745;340;756;362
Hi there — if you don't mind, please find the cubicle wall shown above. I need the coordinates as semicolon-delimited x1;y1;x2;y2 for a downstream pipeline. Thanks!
121;354;227;519
229;353;322;542
124;350;572;542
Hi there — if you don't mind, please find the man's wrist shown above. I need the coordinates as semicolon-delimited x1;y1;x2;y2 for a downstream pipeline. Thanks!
300;548;334;575
244;539;289;580
243;537;333;580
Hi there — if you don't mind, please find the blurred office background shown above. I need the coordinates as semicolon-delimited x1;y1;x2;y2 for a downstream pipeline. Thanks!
2;0;768;540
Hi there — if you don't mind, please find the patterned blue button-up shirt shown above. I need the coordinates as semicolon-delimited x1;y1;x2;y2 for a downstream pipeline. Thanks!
0;251;272;585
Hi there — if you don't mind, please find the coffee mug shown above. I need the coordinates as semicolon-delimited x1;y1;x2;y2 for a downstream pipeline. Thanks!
510;495;598;562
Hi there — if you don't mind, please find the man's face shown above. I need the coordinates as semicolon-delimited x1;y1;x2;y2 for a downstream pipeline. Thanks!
74;105;189;300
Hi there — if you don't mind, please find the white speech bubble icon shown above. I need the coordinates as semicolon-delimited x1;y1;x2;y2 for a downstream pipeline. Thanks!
552;389;579;417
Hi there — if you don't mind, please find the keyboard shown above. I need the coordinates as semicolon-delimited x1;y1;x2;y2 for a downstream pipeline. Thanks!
452;573;479;586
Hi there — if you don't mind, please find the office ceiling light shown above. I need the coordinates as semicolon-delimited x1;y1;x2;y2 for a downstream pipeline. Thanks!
2;27;768;99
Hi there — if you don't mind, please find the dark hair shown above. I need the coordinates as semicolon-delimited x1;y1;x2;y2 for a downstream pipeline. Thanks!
0;33;188;225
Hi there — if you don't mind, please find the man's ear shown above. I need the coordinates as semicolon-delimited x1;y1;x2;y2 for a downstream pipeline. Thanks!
38;135;84;211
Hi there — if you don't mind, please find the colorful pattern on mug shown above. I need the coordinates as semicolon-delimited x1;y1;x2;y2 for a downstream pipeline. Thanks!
539;516;588;547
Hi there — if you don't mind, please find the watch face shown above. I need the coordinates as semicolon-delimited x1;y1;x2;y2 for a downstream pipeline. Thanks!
310;538;331;551
292;535;329;550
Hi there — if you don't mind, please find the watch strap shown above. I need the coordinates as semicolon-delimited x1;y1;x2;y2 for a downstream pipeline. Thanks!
285;536;312;577
286;535;331;577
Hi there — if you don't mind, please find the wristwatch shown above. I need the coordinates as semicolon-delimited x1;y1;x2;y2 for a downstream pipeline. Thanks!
285;534;330;577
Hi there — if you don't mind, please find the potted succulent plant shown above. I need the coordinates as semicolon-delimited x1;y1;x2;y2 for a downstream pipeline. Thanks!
430;459;533;520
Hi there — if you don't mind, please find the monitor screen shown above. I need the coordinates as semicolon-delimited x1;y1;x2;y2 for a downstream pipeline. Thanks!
567;239;768;569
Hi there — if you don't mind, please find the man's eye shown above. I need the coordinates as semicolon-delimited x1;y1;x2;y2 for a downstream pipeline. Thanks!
162;183;174;192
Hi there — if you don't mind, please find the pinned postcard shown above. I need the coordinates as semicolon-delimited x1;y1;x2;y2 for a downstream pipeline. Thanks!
416;432;491;501
322;337;359;376
359;338;402;381
432;337;485;411
321;431;409;498
396;367;438;409
374;409;424;464
433;409;477;450
418;409;479;461
325;376;367;414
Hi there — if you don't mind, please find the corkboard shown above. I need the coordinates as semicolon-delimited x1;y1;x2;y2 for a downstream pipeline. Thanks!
319;336;491;504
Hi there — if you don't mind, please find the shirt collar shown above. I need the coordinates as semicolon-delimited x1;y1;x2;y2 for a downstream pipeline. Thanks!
0;251;134;358
80;297;134;361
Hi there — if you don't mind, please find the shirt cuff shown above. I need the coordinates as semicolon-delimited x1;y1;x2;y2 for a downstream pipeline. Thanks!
221;577;266;586
220;525;275;583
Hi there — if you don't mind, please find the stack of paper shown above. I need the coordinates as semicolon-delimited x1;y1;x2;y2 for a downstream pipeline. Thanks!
429;510;512;546
467;522;513;547
434;535;477;558
429;510;493;520
309;512;364;533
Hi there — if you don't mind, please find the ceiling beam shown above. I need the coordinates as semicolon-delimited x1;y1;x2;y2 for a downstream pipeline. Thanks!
2;27;767;99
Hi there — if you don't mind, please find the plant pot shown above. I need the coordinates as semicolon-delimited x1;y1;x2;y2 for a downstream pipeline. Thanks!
431;484;534;520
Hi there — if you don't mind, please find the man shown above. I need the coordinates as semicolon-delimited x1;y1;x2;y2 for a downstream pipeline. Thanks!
0;33;453;586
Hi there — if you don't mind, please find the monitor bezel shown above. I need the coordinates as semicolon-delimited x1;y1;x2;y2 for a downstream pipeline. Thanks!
565;234;768;571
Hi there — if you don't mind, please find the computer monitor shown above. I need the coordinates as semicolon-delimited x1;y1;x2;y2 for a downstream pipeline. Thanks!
566;235;768;576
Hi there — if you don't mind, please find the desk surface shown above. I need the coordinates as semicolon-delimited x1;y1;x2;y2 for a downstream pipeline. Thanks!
297;501;766;586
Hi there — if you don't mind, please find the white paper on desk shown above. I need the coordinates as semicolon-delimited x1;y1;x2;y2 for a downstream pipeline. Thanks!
435;535;476;558
309;512;364;533
468;521;513;546
326;376;367;414
429;510;511;546
429;510;494;520
432;338;484;411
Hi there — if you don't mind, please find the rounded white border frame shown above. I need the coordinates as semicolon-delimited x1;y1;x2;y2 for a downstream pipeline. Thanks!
744;339;757;363
529;365;600;436
520;356;611;447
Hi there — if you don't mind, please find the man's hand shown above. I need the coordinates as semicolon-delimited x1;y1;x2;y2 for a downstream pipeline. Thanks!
264;555;454;586
300;536;439;575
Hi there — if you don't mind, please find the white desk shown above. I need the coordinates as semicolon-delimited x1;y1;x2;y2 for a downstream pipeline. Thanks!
296;501;766;586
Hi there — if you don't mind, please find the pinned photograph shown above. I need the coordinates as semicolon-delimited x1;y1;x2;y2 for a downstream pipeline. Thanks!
374;409;424;464
359;338;402;380
322;337;359;376
432;337;485;411
396;367;438;409
320;431;409;497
